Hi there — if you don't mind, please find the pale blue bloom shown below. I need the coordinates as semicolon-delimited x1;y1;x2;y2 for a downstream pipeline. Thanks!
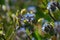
24;12;35;21
27;6;36;13
47;2;52;10
42;23;49;32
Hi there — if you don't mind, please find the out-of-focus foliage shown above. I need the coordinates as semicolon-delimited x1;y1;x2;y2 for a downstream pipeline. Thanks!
0;0;60;40
0;0;5;5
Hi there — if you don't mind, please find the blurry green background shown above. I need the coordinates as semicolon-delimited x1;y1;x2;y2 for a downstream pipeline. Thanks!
0;0;60;40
